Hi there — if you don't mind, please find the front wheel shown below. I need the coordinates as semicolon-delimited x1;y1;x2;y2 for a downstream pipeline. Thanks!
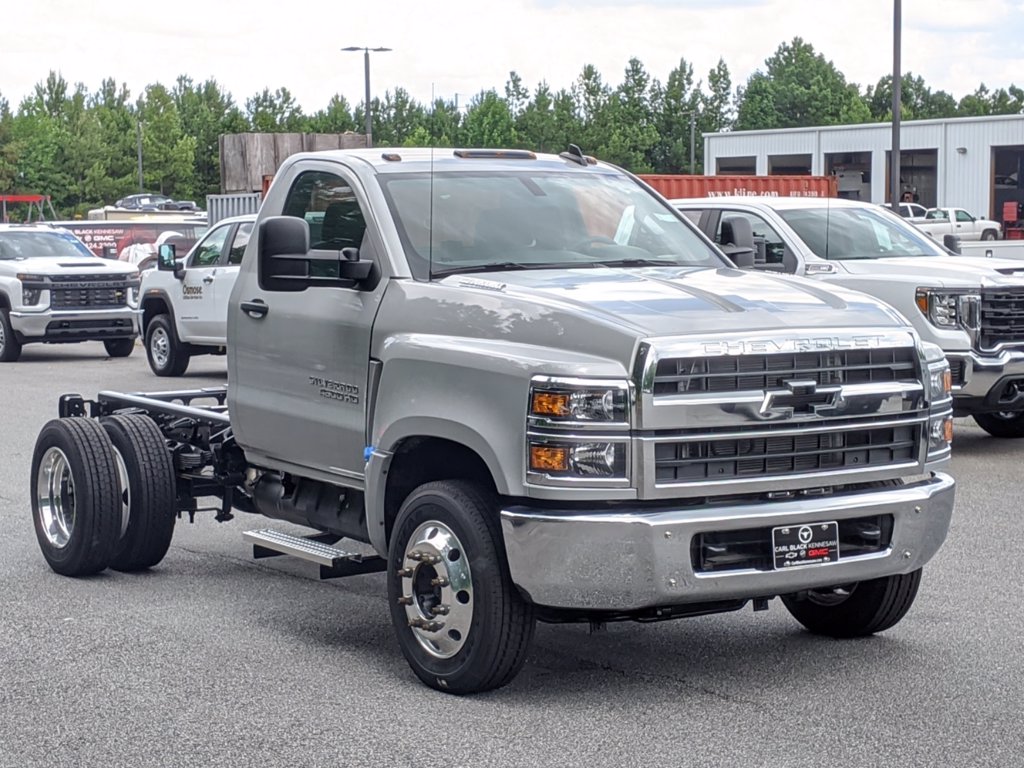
145;314;190;376
0;309;22;362
973;410;1024;438
103;338;135;358
782;569;922;638
387;480;535;694
981;230;998;241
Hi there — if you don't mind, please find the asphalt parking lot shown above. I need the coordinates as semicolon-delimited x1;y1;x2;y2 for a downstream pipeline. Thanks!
2;342;1022;768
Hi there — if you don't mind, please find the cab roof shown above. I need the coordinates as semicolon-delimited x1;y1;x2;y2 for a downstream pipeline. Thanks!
283;147;622;175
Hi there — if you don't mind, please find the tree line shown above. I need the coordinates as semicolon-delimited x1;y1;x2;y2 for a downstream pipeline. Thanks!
1;37;1021;217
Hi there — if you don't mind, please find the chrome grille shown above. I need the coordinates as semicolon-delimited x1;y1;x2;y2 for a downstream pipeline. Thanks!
654;347;917;395
654;422;918;483
980;288;1024;351
50;275;129;309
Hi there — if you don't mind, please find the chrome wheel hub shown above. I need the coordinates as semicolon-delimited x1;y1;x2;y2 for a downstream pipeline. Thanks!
111;446;131;538
806;583;857;607
36;447;76;548
150;327;170;368
398;520;473;659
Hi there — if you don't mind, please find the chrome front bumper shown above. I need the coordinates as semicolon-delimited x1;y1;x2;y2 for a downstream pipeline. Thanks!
949;349;1024;413
500;473;954;611
9;308;141;340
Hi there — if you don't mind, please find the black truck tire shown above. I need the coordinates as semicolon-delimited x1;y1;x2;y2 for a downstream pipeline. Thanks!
0;309;22;362
387;480;535;694
103;338;136;358
782;569;922;638
30;418;121;576
981;229;998;241
145;314;190;377
101;414;177;571
973;411;1024;438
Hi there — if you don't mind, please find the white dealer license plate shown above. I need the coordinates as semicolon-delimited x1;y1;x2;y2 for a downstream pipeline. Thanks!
772;522;839;569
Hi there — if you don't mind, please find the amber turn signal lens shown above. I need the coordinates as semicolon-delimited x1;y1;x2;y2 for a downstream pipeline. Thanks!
944;417;954;443
531;392;570;417
915;292;929;315
942;369;952;394
530;445;568;472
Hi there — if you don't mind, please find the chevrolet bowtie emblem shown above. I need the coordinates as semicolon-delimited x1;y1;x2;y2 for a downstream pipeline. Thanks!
759;379;843;419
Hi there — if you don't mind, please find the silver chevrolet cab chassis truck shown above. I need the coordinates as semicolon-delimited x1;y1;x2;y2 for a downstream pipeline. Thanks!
30;148;956;694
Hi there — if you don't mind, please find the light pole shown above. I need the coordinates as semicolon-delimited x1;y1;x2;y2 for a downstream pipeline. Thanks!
890;0;902;212
342;46;392;148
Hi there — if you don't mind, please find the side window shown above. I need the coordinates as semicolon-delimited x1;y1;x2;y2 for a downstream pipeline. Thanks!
227;222;254;265
188;224;231;267
678;209;703;226
715;211;788;269
282;170;370;277
955;210;973;222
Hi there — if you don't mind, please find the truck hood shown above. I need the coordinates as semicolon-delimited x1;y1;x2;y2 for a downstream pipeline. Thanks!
444;266;905;337
5;257;139;277
837;255;1024;287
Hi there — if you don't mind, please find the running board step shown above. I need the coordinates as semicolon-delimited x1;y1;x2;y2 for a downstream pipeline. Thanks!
242;529;386;580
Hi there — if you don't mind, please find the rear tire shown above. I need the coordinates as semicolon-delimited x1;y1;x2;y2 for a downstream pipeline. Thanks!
973;411;1024;438
101;414;177;571
103;338;135;358
145;314;190;376
387;480;535;694
0;309;22;362
782;569;922;638
31;418;121;576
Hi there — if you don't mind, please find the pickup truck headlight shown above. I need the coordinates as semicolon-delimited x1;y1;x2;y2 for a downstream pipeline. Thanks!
17;273;48;307
915;288;980;330
527;376;631;485
921;343;953;455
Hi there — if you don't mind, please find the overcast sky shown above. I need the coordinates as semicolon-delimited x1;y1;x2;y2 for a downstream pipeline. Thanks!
3;0;1022;114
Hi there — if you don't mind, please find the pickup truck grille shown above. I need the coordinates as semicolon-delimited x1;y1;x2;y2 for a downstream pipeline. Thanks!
654;347;917;395
654;421;918;482
979;288;1024;351
639;337;926;498
50;275;130;309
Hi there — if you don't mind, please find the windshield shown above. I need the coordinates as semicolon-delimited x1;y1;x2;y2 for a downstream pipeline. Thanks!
778;206;945;260
0;230;96;260
379;170;727;278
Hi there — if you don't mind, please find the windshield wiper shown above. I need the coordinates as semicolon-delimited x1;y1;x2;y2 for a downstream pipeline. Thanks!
587;257;687;268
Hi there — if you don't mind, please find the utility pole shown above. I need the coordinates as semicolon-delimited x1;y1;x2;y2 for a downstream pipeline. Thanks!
136;121;144;192
890;0;902;212
342;46;392;148
689;113;696;175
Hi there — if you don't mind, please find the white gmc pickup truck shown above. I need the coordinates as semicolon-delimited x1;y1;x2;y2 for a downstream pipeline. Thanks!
915;207;1001;242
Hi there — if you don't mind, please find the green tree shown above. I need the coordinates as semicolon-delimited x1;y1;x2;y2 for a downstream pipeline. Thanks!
307;94;357;133
865;73;958;121
137;84;196;197
174;76;247;197
651;57;699;173
374;88;428;146
245;87;305;132
735;37;869;129
461;90;516;147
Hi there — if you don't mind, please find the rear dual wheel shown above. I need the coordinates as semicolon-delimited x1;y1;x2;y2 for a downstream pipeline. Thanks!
782;569;922;637
31;415;176;576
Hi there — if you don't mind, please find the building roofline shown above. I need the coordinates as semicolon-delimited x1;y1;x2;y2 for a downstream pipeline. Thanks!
705;113;1024;139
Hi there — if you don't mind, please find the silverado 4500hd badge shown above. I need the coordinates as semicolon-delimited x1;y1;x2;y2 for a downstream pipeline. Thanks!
309;376;359;404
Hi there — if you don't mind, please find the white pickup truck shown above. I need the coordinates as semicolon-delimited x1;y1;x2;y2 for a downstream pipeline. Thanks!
916;207;1001;242
138;214;254;375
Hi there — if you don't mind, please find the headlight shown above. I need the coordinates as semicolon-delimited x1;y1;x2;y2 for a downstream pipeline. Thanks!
527;376;631;485
529;377;629;425
915;288;980;330
928;415;954;453
16;273;47;307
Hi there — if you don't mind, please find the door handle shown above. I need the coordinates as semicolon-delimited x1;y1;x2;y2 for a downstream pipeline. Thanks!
240;300;268;318
203;275;215;284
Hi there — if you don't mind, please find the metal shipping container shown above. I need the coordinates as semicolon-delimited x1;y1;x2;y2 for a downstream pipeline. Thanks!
639;174;838;200
207;193;261;226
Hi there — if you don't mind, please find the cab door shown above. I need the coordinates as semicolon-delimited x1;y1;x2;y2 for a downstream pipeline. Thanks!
229;163;387;483
178;222;234;342
210;221;253;342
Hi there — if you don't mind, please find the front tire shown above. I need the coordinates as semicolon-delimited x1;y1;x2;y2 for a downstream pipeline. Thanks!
31;418;121;576
0;309;22;362
145;314;190;376
982;229;998;241
387;480;535;694
104;338;135;358
782;569;922;638
973;411;1024;438
101;414;177;571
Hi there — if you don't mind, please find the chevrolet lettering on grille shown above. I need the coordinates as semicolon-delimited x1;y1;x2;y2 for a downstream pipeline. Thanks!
701;336;886;356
